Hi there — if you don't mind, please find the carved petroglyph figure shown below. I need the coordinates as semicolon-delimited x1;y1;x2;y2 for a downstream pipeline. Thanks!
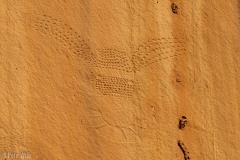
132;38;186;71
88;72;139;98
33;14;187;145
35;15;187;74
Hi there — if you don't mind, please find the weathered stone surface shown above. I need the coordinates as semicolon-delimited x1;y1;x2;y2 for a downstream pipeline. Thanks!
0;0;239;159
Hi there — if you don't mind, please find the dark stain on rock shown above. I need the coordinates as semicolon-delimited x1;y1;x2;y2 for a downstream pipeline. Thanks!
171;3;178;14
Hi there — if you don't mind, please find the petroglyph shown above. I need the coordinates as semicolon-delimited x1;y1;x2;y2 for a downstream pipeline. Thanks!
132;37;186;71
34;14;187;100
34;15;187;74
87;105;157;144
95;49;133;73
34;14;95;64
90;73;138;98
34;15;134;72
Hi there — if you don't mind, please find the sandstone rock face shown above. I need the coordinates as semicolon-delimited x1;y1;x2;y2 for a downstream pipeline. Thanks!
0;0;239;159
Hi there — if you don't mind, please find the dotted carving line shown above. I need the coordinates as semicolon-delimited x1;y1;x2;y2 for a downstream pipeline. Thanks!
34;15;187;73
96;49;133;73
34;15;134;73
132;38;187;71
35;15;96;64
34;15;188;98
90;74;138;98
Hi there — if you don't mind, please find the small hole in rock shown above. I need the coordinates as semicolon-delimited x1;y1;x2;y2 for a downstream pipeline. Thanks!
171;3;178;14
179;116;188;129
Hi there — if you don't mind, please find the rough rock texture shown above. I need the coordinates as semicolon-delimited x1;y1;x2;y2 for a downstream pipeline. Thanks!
0;0;239;159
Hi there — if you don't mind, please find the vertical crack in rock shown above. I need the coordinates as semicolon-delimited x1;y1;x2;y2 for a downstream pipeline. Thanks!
178;140;190;160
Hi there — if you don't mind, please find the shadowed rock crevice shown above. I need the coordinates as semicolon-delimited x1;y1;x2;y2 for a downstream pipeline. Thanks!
178;140;190;160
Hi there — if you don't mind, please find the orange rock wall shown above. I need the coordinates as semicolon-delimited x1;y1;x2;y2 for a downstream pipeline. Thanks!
0;0;239;159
